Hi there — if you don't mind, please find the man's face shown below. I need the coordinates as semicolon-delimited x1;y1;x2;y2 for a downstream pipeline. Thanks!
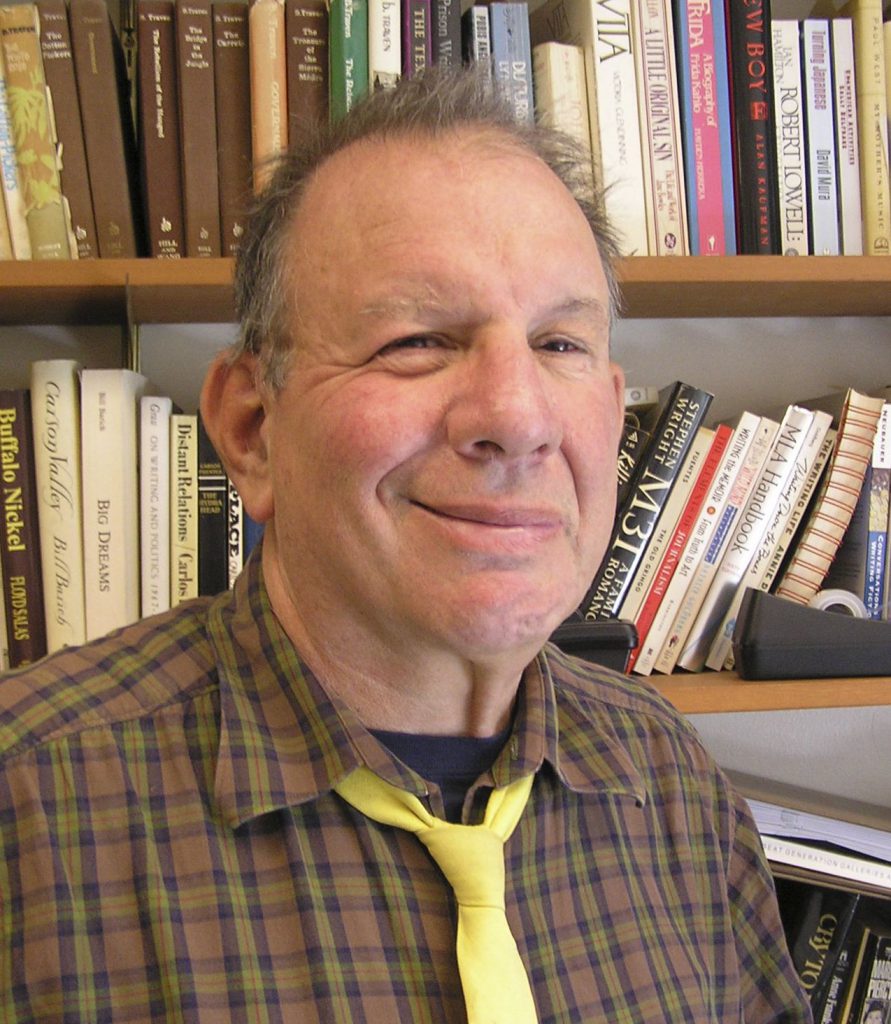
259;132;624;663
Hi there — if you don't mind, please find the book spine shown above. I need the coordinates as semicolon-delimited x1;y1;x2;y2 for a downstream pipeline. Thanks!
0;390;47;667
724;0;780;253
249;0;287;192
170;412;198;605
771;19;809;255
864;403;890;619
489;2;533;125
701;405;818;671
175;0;221;254
844;0;890;256
831;18;863;256
630;0;687;255
401;0;432;79
0;57;31;259
0;170;11;257
461;4;490;68
30;360;86;652
430;0;459;68
139;395;172;617
35;0;99;259
776;389;886;606
80;369;147;641
69;0;142;258
368;0;400;90
532;42;593;163
580;381;713;621
0;2;71;259
197;416;228;596
137;0;185;259
762;835;891;893
653;413;775;674
802;19;839;256
226;476;243;587
213;1;251;256
329;0;368;120
285;0;329;128
592;0;648;255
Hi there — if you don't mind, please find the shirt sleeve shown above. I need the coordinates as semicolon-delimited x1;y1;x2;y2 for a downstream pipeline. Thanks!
725;790;814;1024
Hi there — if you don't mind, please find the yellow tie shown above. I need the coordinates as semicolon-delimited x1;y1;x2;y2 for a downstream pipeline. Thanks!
334;766;538;1024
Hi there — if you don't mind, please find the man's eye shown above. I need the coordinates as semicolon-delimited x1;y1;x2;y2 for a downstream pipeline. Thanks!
380;334;441;354
539;337;583;354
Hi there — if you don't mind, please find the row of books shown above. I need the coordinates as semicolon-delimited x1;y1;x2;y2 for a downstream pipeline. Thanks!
0;361;262;671
574;379;890;675
2;0;890;264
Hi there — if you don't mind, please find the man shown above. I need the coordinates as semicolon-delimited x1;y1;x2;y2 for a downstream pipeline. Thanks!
0;70;809;1022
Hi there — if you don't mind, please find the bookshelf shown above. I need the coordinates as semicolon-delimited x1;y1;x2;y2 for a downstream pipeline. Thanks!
1;254;890;718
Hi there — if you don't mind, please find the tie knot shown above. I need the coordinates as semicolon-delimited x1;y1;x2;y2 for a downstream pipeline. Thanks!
418;823;506;908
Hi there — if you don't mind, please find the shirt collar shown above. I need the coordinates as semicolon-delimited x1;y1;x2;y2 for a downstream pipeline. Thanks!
209;555;645;829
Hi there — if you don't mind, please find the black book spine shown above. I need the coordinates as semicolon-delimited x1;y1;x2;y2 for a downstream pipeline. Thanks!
197;417;229;596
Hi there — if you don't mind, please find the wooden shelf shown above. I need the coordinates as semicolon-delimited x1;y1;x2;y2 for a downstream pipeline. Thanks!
655;672;891;714
3;255;891;325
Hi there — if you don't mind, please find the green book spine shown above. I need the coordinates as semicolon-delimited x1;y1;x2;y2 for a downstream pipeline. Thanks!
329;0;368;121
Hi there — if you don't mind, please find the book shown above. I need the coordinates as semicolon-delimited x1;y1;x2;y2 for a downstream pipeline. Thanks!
401;0;431;79
249;0;287;192
489;2;533;125
430;0;459;68
175;0;221;255
771;19;809;255
864;404;890;620
673;0;736;255
576;380;714;622
855;936;891;1024
724;0;780;254
368;0;400;90
615;412;652;513
35;0;99;259
763;836;891;896
832;17;863;256
630;0;687;255
775;389;886;607
532;41;594;169
840;929;880;1024
170;411;197;605
197;415;227;596
0;389;47;667
0;1;71;259
802;19;839;256
329;0;368;121
626;421;733;673
461;4;490;70
213;1;251;256
80;369;148;641
30;359;86;653
226;475;243;587
841;0;889;257
0;166;11;258
652;413;776;675
0;49;32;259
285;0;328;128
139;394;173;617
137;0;186;259
69;0;143;258
818;928;863;1024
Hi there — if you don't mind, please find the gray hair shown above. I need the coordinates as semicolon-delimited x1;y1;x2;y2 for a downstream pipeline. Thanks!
233;66;622;389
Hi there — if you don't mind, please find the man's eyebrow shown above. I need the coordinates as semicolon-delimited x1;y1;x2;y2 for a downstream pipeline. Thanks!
358;288;452;321
541;297;611;329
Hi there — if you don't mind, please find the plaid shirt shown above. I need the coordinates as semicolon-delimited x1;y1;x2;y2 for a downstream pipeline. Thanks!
0;554;810;1023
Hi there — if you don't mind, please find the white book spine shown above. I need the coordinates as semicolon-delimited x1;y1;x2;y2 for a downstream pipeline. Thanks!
227;477;244;588
772;20;809;255
803;19;840;255
533;41;593;160
139;396;173;618
633;412;761;676
832;18;863;254
702;406;819;671
170;413;198;606
761;835;891;893
368;0;400;89
655;416;777;675
593;0;648;255
30;359;86;652
630;0;687;255
80;369;148;641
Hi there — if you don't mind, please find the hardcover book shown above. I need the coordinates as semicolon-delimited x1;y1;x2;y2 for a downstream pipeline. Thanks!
139;394;173;617
430;0;459;68
30;359;86;653
249;0;287;192
175;0;221;254
80;369;148;641
831;18;863;256
0;388;47;667
673;0;735;255
724;0;781;253
285;0;329;127
401;0;431;79
329;0;368;120
137;0;186;259
0;1;71;259
461;4;490;69
35;0;99;259
771;19;809;255
197;415;227;596
213;1;251;254
69;0;143;257
532;41;593;166
802;19;839;256
170;411;198;605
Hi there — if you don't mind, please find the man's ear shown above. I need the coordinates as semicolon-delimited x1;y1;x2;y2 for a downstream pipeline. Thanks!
200;351;274;523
